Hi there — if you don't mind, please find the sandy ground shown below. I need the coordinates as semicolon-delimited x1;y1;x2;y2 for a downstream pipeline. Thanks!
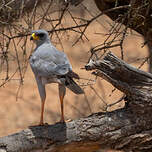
0;2;149;152
0;25;148;136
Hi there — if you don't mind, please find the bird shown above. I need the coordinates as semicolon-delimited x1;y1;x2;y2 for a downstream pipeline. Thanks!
29;29;84;125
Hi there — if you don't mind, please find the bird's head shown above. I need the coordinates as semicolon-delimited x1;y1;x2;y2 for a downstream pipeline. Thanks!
30;29;50;46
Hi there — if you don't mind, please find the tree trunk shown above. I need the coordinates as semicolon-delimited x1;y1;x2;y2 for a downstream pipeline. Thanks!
1;52;152;152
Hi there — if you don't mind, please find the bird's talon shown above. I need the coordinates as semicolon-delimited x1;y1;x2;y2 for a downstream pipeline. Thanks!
66;119;72;122
28;123;44;127
59;119;65;123
58;119;72;123
44;122;49;126
38;122;49;126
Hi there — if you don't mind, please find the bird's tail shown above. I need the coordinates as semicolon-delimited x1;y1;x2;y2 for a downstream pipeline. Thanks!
65;78;84;94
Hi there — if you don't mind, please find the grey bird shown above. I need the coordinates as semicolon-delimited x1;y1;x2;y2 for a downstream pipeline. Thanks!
29;29;84;125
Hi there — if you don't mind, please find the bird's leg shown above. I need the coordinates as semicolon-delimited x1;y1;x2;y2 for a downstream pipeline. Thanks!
35;77;46;126
39;100;45;125
58;84;66;123
59;95;64;122
29;99;46;127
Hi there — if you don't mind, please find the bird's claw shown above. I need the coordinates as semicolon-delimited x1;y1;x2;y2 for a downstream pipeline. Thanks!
29;122;48;127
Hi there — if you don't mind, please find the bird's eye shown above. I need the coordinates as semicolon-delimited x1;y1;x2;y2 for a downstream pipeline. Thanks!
37;33;45;37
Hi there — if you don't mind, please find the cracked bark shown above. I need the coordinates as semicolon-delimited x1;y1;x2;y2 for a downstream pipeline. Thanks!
0;52;152;152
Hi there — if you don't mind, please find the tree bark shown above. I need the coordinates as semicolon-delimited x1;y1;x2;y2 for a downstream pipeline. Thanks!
1;52;152;152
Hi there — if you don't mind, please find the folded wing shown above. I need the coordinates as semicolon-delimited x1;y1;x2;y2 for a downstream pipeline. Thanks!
30;44;72;77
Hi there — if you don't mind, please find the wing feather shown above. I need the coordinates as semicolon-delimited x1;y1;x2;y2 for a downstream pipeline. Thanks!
30;43;72;77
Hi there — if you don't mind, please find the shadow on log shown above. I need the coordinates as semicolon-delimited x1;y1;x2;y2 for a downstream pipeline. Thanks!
1;52;152;152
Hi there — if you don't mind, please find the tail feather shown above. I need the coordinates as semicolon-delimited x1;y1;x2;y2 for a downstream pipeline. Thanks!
59;72;84;94
67;71;80;79
66;78;84;94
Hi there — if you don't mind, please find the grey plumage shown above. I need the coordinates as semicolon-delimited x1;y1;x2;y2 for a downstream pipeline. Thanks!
30;29;84;124
30;29;84;97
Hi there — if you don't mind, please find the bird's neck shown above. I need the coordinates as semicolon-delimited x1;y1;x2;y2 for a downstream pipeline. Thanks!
36;39;51;47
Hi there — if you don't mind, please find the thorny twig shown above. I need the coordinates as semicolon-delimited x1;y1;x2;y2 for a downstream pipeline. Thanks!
0;0;150;110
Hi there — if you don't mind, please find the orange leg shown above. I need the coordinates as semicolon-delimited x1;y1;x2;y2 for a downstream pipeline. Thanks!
39;100;45;125
59;95;65;122
58;84;66;123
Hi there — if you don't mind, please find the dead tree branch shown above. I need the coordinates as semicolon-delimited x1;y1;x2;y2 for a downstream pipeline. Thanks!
1;52;152;152
86;52;152;114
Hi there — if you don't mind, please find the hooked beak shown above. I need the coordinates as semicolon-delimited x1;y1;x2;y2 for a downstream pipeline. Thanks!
30;33;39;41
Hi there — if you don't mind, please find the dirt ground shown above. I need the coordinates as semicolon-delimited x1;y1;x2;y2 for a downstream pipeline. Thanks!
0;2;149;152
0;26;148;136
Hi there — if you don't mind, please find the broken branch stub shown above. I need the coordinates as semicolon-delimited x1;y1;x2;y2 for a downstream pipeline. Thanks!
85;52;152;114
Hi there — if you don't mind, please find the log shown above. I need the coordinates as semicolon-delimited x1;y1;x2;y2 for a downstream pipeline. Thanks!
85;52;152;115
1;52;152;152
0;109;152;152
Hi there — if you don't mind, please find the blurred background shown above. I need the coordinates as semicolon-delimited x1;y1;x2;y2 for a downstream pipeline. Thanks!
0;0;149;141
